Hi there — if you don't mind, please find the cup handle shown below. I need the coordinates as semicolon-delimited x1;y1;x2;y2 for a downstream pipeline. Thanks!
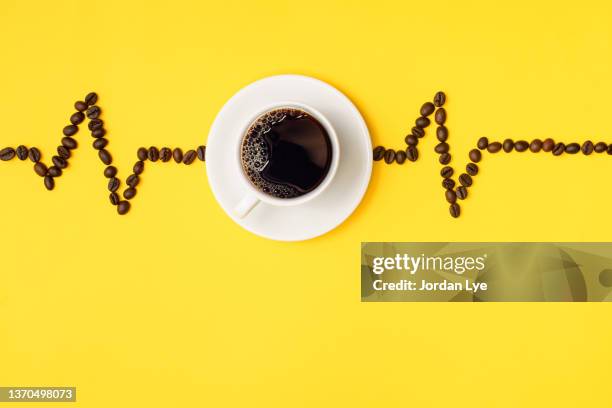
234;194;260;218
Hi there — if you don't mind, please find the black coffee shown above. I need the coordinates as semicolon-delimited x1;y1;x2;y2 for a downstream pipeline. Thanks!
241;108;332;199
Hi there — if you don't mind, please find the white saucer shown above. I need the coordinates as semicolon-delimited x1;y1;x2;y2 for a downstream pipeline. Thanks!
206;75;372;241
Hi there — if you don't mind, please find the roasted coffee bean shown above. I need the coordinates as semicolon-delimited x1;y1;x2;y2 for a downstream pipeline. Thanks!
183;149;197;164
84;92;98;106
440;166;453;178
52;156;67;169
565;143;580;154
57;145;71;159
373;146;385;161
92;138;108;150
477;137;488;150
466;163;479;176
117;200;130;215
16;145;28;160
514;140;529;152
47;166;62;177
434;108;446;125
126;174;139;187
148;146;159;162
44;176;54;191
542;138;555;152
0;147;15;161
109;192;119;205
415;116;430;128
459;173;473;187
595;142;607;153
33;162;47;176
137;147;148;161
529;139;543;152
608;144;612;155
29;147;41;163
442;178;455;190
436;126;448;142
91;128;106;138
108;177;120;192
411;127;425;138
70;111;85;125
552;142;565;156
487;142;502;153
395;150;407;164
435;142;449;154
405;135;418;146
449;203;460;218
581;141;594;155
86;106;101;119
61;136;77;149
439;153;451;165
469;149;481;162
383;149;395;164
63;125;78;136
75;101;88;112
123;188;137;200
99;149;112;165
456;186;468;200
420;102;435;116
104;166;117;178
433;91;446;107
173;148;183;163
159;147;172;162
133;161;144;175
406;146;418;162
88;119;103;131
502;139;514;152
197;146;206;161
445;189;457;204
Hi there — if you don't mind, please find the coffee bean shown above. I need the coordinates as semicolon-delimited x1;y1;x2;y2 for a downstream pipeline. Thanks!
436;126;448;142
415;116;430;128
29;147;41;163
442;178;455;189
487;142;502;153
456;186;468;200
459;173;473;187
91;128;106;138
99;149;112;165
88;119;103;131
595;142;607;153
440;166;453;178
608;145;612;155
160;147;172;162
197;146;206;161
0;147;15;161
137;147;148;161
466;163;479;176
117;201;130;215
75;101;88;112
552;143;565;156
16;145;28;160
44;176;54;191
439;153;451;165
84;92;98;106
93;138;108;150
52;155;67;169
542;138;555;152
108;177;120;192
383;149;395;164
104;166;117;178
515;140;529;152
449;203;460;218
127;174;139;187
48;166;62;177
405;135;418;146
109;192;119;205
57;146;71;159
133;161;144;175
70;111;85;125
148;146;159;162
433;91;446;107
395;150;407;164
565;143;580;154
33;162;47;177
477;137;488;150
123;188;137;200
61;136;77;149
434;108;446;125
86;106;101;119
529;139;543;152
173;148;183;163
469;149;481;162
502;139;514;152
445;189;457;204
373;146;385;161
581;141;594;155
420;102;435;116
411;127;425;138
435;142;449;154
63;125;78;136
406;146;418;162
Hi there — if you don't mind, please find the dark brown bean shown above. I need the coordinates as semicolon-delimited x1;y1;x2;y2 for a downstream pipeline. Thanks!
99;149;112;165
436;126;448;142
33;162;47;176
137;147;148;161
459;173;473;187
383;149;395;164
16;145;28;160
514;140;529;152
52;156;67;169
406;146;418;162
133;161;144;175
44;176;54;190
88;119;103;131
439;153;451;165
395;150;407;164
466;163;479;176
108;177;120;192
552;143;565;156
435;142;449;154
123;188;137;200
433;91;446;107
415;116;430;128
405;135;418;146
86;106;101;119
57;146;71;159
503;139;514;152
91;128;106;138
607;145;612;155
84;92;98;106
581;141;594;155
0;147;15;161
542;138;555;152
420;102;435;116
595;142;607;153
529;139;543;152
148;146;159;162
373;146;385;161
449;203;460;218
469;149;481;162
434;108;446;125
183;149;197;164
70;111;85;125
93;138;108;150
565;143;580;154
159;147;172;162
109;192;120;205
63;125;78;136
61;136;77;149
445;189;457;204
197;146;206;161
29;147;41;163
487;142;502;153
173;148;183;163
411;127;425;138
117;201;130;215
477;137;488;150
48;166;62;177
440;166;453;178
456;186;468;200
104;166;117;178
442;178;455;190
126;174;139;187
75;101;88;112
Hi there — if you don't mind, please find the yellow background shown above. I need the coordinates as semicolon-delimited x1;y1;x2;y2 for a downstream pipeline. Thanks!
1;1;611;406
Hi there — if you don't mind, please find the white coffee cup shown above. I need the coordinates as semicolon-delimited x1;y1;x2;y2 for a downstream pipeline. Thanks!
233;101;340;218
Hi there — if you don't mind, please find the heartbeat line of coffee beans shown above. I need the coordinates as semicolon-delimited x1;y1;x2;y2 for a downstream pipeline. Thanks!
0;92;206;215
373;91;612;218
